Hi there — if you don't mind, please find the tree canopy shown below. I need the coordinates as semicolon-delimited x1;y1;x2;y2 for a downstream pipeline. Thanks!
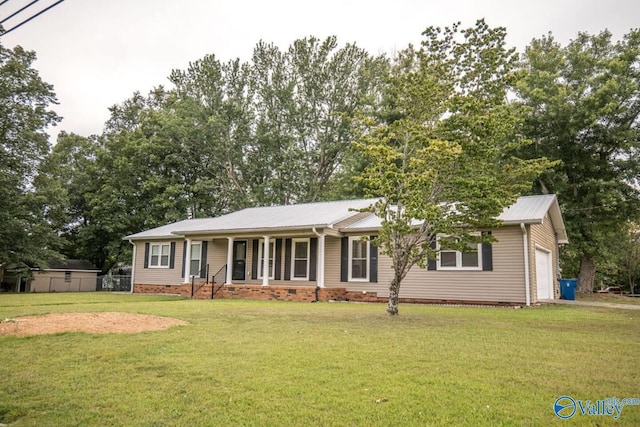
516;29;640;292
0;43;60;270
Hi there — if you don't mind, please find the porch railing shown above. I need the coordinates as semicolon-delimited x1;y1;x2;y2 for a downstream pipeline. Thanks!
190;264;227;299
211;264;227;299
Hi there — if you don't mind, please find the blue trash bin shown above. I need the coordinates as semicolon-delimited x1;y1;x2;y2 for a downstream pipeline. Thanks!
559;278;578;301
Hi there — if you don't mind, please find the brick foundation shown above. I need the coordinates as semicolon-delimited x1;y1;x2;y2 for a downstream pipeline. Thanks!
133;283;519;306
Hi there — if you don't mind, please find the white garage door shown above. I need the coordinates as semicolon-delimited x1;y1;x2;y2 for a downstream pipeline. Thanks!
535;247;553;300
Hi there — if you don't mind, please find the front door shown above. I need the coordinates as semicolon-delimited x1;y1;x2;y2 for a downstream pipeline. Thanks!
232;240;247;281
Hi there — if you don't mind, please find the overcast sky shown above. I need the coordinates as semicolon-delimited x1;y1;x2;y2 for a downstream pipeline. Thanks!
1;0;639;141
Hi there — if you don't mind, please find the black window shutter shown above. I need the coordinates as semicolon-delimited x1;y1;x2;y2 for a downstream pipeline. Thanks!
274;239;282;280
182;242;187;277
200;241;208;278
144;243;150;268
251;239;259;280
169;242;176;269
427;239;437;271
309;238;317;281
482;231;493;271
340;237;349;282
284;238;292;280
369;236;378;283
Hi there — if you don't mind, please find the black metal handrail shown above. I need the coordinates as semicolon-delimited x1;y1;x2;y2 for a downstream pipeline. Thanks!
211;264;227;299
191;263;211;298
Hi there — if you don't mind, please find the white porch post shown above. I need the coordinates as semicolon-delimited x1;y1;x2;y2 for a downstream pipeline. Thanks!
317;234;325;288
129;240;136;293
262;235;270;286
183;238;192;283
226;237;233;285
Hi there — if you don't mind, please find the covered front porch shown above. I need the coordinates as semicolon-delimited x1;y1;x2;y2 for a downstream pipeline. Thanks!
174;231;339;289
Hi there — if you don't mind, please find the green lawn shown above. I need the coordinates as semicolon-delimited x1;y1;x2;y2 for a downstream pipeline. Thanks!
1;293;638;426
577;292;640;305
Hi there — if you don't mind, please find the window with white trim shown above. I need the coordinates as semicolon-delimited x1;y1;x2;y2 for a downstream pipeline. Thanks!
258;239;275;279
349;237;369;281
436;235;482;270
292;238;310;280
150;243;171;268
190;242;201;276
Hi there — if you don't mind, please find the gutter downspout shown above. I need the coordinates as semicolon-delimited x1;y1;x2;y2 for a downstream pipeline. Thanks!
128;240;136;294
312;227;325;302
520;223;531;307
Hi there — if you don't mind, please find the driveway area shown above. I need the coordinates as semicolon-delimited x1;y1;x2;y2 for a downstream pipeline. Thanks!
542;299;640;310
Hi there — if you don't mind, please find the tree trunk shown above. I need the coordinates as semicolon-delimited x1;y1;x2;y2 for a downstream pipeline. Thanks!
577;255;596;293
387;276;400;316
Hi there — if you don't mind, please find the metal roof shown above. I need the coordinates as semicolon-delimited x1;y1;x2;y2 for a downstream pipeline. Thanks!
125;199;378;240
125;195;567;244
343;195;568;244
498;194;557;223
124;218;214;240
498;194;568;243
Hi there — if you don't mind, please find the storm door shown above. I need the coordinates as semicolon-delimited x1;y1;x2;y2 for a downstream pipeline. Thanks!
232;240;247;281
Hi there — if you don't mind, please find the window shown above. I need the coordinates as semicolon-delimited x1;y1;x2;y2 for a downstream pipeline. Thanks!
292;238;310;280
437;235;482;270
258;239;275;279
190;242;201;276
349;237;369;281
150;243;171;268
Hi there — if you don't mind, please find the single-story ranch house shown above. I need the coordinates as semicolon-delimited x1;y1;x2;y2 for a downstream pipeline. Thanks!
125;195;568;306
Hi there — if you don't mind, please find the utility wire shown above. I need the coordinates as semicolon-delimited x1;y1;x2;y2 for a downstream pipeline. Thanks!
0;0;40;24
0;0;11;8
0;0;64;37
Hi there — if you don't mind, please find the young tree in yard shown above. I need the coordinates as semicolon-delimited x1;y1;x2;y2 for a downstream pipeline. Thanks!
0;42;61;268
357;21;553;315
516;29;640;293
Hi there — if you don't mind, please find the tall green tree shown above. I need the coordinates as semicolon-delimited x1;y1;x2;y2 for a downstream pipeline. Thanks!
357;21;552;315
169;55;255;212
36;132;108;270
0;43;60;268
516;29;640;292
250;36;385;203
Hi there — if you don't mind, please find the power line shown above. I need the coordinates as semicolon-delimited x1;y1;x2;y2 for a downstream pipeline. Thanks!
0;1;11;8
0;0;40;25
0;0;64;37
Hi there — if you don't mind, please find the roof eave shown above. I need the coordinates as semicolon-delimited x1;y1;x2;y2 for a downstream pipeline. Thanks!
124;234;183;241
172;224;334;237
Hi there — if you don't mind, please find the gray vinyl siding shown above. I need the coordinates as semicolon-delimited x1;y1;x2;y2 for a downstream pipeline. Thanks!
208;239;229;280
133;240;184;285
339;227;527;303
133;224;550;304
529;213;560;302
324;236;343;288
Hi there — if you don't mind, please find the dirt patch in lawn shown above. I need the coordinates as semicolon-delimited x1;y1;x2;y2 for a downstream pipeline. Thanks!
0;312;188;337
